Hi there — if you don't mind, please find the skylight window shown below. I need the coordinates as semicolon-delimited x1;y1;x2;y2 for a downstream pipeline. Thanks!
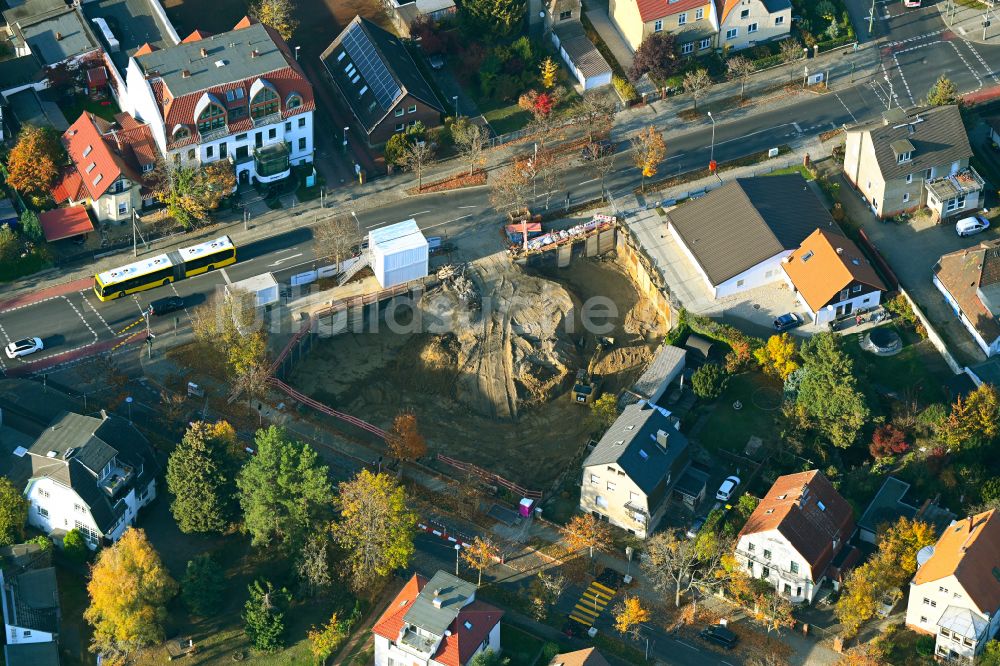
801;250;814;262
817;500;826;511
777;494;786;499
93;174;103;186
638;449;648;460
83;145;92;157
235;88;244;99
337;51;346;61
464;621;473;630
86;163;96;173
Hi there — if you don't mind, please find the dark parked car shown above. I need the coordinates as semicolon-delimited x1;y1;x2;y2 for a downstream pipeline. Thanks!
581;141;614;161
699;625;739;649
773;312;804;332
148;296;185;316
428;54;445;70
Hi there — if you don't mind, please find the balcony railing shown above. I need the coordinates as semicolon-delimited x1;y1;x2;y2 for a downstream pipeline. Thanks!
199;126;229;143
99;463;134;496
253;112;283;128
925;165;985;202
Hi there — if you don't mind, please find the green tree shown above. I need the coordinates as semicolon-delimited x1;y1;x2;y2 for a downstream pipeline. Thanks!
149;162;235;229
243;579;287;652
308;612;350;663
181;554;226;616
943;383;1000;450
19;210;43;244
332;470;417;593
589;393;618;431
84;529;177;660
384;133;411;168
0;477;27;546
796;332;869;448
237;426;335;550
166;421;238;533
980;640;1000;666
296;532;332;597
250;0;297;40
0;224;19;265
691;362;727;400
458;0;525;39
926;74;959;106
62;529;89;563
470;648;510;666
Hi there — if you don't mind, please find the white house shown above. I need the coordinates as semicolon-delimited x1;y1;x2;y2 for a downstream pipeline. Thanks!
0;567;58;647
781;228;887;324
933;240;1000;357
579;401;691;538
735;470;855;604
715;0;791;52
373;571;503;666
21;410;159;550
905;510;1000;662
666;174;838;299
124;17;314;186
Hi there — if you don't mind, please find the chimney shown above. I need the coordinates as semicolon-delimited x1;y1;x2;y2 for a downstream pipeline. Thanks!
431;589;443;608
836;247;843;254
100;409;108;419
251;49;259;58
182;69;191;78
200;47;208;57
655;429;669;449
56;32;63;41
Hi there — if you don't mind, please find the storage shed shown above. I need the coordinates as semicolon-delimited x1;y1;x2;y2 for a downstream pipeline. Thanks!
369;219;429;288
226;273;279;308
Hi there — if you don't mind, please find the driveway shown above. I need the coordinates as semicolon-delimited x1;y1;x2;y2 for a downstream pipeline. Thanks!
832;172;994;365
581;0;634;71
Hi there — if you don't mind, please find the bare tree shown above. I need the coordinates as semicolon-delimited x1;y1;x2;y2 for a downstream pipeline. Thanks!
534;147;562;210
682;68;712;112
312;214;358;268
642;530;727;607
452;118;488;177
400;139;436;191
727;55;755;102
573;92;616;143
583;141;617;201
779;39;803;82
489;159;532;215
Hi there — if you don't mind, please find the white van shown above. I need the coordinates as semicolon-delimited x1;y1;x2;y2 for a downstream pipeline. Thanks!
956;215;990;237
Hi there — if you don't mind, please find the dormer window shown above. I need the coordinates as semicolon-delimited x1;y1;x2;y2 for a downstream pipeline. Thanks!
250;82;279;120
197;103;226;133
891;138;915;164
286;93;302;110
897;151;912;163
172;125;191;141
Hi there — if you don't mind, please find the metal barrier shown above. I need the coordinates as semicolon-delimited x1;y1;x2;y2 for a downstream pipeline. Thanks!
436;453;542;500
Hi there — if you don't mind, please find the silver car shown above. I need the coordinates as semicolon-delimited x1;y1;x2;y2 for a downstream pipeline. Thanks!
5;337;43;359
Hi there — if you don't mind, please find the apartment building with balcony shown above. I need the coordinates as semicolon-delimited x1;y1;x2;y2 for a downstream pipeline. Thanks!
735;470;854;603
124;17;315;185
579;401;691;538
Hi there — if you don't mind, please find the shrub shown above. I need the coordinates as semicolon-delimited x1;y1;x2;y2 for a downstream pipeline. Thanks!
612;75;638;103
691;362;727;400
869;424;909;459
884;295;926;337
62;529;89;563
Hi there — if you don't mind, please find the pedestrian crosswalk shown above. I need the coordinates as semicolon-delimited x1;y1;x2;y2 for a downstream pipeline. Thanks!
569;580;615;627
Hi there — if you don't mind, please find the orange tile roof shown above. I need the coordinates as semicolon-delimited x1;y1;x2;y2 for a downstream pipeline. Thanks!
62;113;123;200
372;574;503;666
782;228;887;313
234;15;255;30
182;30;213;43
934;241;1000;345
52;168;86;203
549;647;612;666
914;510;1000;613
715;0;739;22
134;43;157;56
635;0;707;23
39;206;94;242
739;470;854;579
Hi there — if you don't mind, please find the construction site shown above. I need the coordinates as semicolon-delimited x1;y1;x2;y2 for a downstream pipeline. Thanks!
286;217;668;489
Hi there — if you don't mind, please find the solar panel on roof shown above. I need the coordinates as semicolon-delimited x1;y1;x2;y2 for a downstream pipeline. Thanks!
341;22;401;110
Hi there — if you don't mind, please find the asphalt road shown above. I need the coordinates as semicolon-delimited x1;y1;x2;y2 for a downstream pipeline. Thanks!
4;5;998;372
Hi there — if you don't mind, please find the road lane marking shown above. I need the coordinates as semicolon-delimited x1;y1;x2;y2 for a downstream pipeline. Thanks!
63;295;98;345
81;292;115;335
792;122;803;133
833;93;858;124
268;253;304;267
220;268;232;285
578;178;598;185
409;210;431;216
445;214;472;224
458;205;477;209
676;640;698;650
169;283;193;321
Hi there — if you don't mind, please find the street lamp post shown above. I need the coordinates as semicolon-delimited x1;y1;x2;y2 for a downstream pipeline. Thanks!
455;543;462;576
707;111;716;168
452;95;459;119
869;0;877;34
343;127;349;153
125;396;133;422
351;210;360;232
803;65;809;89
294;45;300;61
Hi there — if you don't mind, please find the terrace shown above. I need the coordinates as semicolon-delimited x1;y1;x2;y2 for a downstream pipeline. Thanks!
925;165;985;202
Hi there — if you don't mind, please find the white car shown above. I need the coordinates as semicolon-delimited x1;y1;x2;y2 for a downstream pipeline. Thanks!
5;337;43;359
956;215;990;237
716;475;741;502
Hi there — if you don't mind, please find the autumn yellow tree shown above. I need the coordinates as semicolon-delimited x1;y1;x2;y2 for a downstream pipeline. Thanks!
614;596;649;639
944;383;1000;450
562;513;612;561
7;125;63;196
250;0;297;40
307;612;350;663
84;529;177;662
540;57;559;89
461;536;499;586
754;333;799;380
877;516;935;587
388;411;428;462
631;126;666;193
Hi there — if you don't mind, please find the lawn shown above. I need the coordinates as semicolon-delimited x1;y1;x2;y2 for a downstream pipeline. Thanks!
765;164;815;181
693;372;784;455
60;94;119;123
846;328;954;405
500;624;545;665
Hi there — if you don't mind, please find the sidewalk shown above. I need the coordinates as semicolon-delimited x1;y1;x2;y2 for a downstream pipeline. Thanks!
938;2;1000;45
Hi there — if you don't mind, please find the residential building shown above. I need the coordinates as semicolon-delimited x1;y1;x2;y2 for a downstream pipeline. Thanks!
383;0;457;37
0;567;59;647
905;510;1000;662
781;228;887;324
4;0;101;68
548;0;612;90
666;173;837;299
619;344;686;408
548;647;611;666
579;400;691;538
321;16;443;146
609;0;719;55
372;571;503;666
855;476;954;545
715;0;790;51
735;470;854;603
51;111;157;224
843;105;981;220
125;17;315;185
933;240;1000;357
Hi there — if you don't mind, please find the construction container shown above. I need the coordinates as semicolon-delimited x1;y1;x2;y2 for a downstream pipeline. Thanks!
226;272;279;308
369;219;429;288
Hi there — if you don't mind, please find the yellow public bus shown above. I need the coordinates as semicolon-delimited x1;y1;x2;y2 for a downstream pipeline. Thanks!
93;236;237;301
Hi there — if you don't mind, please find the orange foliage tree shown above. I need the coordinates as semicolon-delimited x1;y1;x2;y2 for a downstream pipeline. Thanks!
388;410;428;462
7;125;63;196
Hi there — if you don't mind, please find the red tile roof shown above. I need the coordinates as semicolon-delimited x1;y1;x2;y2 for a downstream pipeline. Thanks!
934;240;1000;345
39;206;94;242
914;510;1000;613
182;30;213;43
739;470;855;580
55;112;155;204
134;43;157;56
62;113;124;200
86;67;107;87
636;0;708;23
52;168;86;203
372;574;503;666
233;15;255;30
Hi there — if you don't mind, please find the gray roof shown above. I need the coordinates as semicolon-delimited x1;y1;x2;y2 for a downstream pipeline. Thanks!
2;0;68;26
2;567;59;634
0;54;44;92
629;345;686;405
82;0;178;74
583;401;689;495
320;15;442;134
7;88;69;131
857;476;916;535
135;22;290;98
762;0;791;11
553;22;612;80
667;174;835;285
403;571;476;636
4;641;59;666
860;105;972;181
14;6;100;66
0;542;52;572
